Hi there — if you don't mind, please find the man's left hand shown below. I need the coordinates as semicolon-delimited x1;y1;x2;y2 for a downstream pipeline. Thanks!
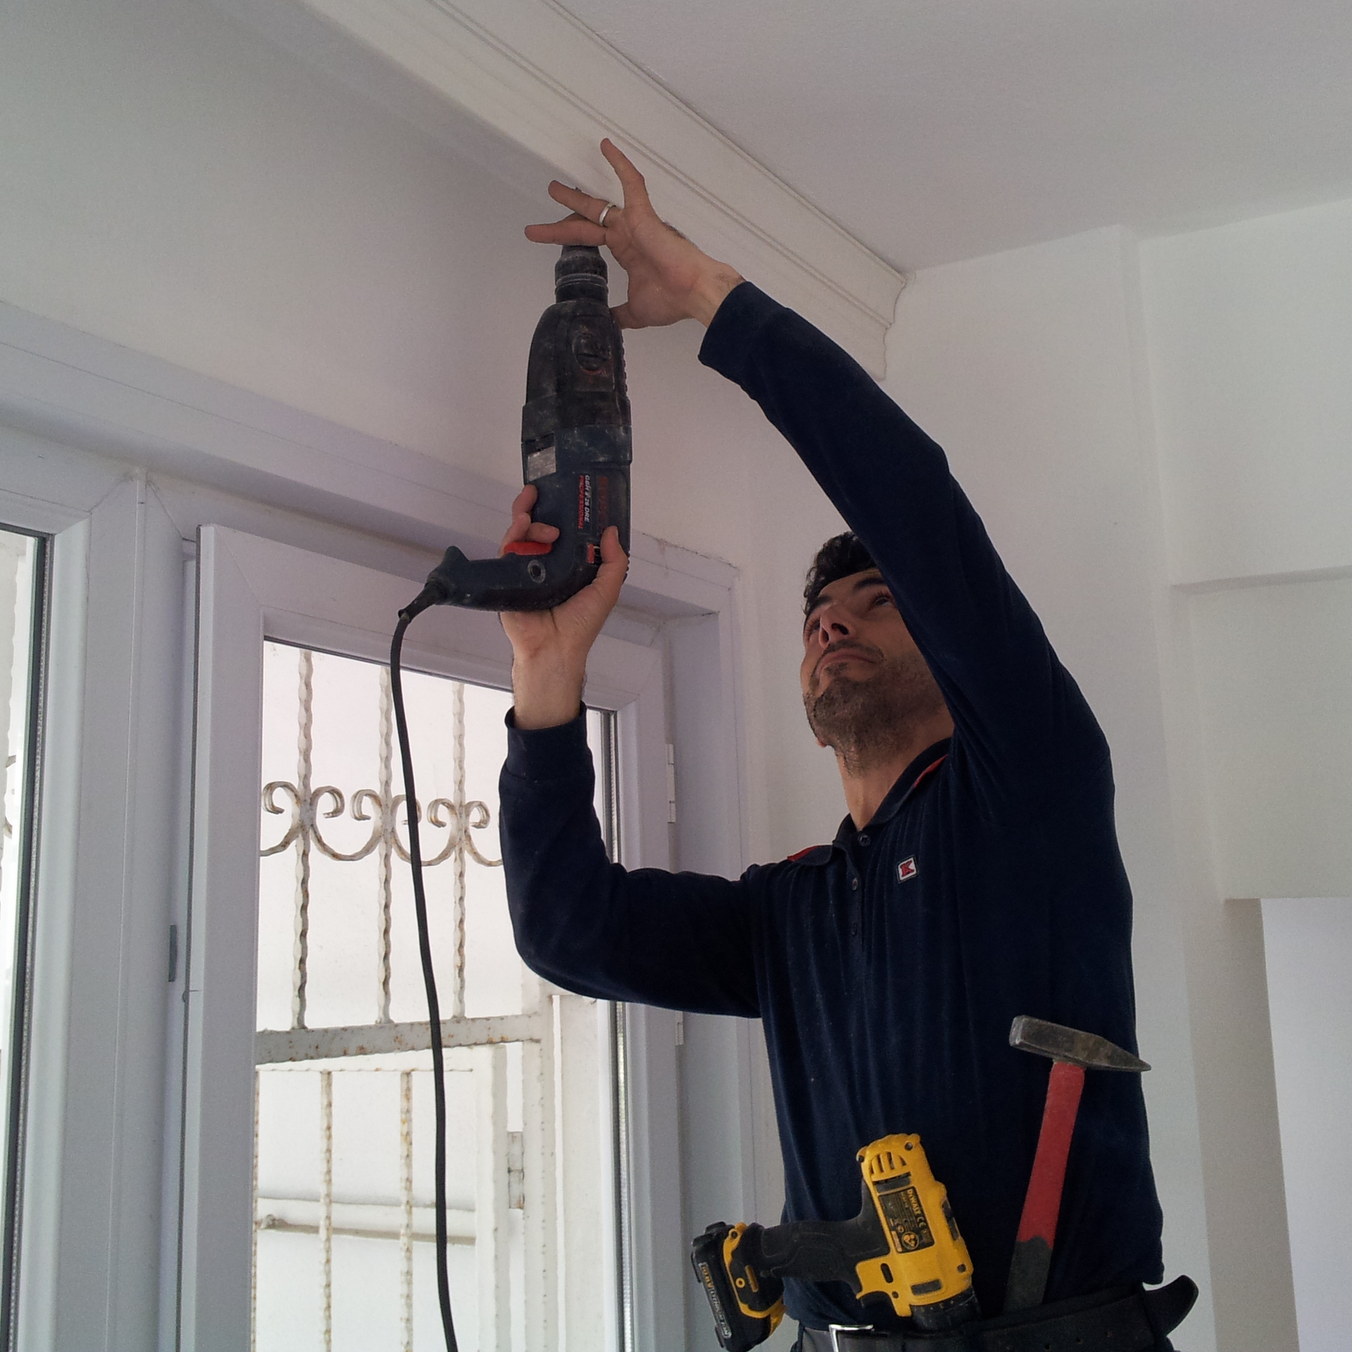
525;139;743;329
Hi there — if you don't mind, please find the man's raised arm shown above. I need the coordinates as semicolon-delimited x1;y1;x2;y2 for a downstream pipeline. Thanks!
494;264;758;1016
524;141;1107;810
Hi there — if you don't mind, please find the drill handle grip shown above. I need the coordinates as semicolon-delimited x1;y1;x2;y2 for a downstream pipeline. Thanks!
407;544;593;616
743;1188;886;1291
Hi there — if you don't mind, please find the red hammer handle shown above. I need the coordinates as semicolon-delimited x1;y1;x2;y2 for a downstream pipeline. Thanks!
1004;1060;1085;1311
1018;1060;1085;1245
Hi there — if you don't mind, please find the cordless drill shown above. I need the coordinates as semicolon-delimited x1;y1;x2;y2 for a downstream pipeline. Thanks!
407;244;631;616
692;1135;980;1351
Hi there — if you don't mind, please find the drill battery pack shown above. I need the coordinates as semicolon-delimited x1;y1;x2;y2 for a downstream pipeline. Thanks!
691;1221;785;1352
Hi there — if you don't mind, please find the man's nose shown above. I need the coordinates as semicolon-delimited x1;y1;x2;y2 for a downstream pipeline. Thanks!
814;605;853;646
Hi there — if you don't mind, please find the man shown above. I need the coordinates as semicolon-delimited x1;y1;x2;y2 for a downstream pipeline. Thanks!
497;141;1170;1346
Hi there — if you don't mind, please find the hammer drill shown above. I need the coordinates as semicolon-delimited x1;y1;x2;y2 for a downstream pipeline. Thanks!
406;244;631;618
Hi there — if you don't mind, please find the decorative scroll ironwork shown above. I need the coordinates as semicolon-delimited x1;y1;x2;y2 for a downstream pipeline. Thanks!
260;649;502;1031
260;780;499;868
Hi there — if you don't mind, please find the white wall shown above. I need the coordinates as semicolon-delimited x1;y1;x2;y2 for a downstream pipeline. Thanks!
884;228;1216;1350
1;0;542;484
1141;196;1352;910
1261;897;1352;1352
1141;198;1352;584
1189;577;1352;899
876;197;1352;1350
1137;200;1352;1351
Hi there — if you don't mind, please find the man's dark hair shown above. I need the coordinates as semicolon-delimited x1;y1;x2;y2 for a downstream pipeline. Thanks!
804;532;877;617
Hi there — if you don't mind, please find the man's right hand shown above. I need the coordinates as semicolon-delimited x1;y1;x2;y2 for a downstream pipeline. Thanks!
500;484;629;730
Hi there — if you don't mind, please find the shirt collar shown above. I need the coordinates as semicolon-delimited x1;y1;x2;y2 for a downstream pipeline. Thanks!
832;738;952;847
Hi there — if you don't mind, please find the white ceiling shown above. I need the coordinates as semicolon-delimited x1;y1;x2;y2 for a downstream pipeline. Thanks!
561;0;1352;270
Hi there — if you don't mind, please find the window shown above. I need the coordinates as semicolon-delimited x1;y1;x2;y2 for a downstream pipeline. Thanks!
0;528;43;1335
181;526;668;1350
251;643;621;1350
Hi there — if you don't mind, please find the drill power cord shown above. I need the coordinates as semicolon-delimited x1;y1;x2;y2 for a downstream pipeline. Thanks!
385;243;630;1350
390;607;459;1352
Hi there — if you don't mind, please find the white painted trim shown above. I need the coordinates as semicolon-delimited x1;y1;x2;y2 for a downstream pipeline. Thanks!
183;524;676;1348
15;516;89;1352
0;488;86;538
14;479;185;1352
178;529;262;1352
0;298;736;617
158;553;198;1352
614;674;687;1349
225;0;902;375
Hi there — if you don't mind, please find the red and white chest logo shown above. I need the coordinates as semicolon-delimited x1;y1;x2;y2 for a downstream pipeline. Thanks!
897;857;918;882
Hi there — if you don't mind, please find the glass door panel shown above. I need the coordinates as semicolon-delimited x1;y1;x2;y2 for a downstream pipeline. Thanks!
253;641;620;1352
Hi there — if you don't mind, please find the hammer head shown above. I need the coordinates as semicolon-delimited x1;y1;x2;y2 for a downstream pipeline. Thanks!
1009;1016;1150;1072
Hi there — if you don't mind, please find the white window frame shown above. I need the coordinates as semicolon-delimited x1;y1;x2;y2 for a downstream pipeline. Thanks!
0;462;187;1352
183;523;670;1350
0;298;765;1352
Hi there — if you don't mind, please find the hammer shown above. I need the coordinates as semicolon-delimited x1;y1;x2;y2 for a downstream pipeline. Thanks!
1002;1016;1150;1313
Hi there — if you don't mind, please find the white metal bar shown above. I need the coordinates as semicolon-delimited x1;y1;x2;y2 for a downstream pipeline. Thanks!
254;1012;545;1064
291;649;314;1031
400;1069;413;1352
319;1069;333;1351
250;1071;259;1352
254;1196;474;1243
474;1043;510;1352
378;667;395;1024
522;1014;557;1350
452;682;467;1020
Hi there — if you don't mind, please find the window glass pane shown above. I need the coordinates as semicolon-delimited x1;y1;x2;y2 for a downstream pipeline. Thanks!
254;642;620;1351
0;528;41;1304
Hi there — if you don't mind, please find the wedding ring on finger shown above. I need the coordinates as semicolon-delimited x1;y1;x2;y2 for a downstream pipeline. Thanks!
597;202;618;227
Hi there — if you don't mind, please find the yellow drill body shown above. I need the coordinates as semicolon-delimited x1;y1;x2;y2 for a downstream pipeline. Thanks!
692;1132;977;1351
853;1134;975;1318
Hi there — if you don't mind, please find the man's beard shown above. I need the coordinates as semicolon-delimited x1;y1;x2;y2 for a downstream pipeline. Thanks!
803;642;948;774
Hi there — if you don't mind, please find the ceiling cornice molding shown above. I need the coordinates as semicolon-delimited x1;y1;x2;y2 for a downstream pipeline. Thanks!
287;0;903;375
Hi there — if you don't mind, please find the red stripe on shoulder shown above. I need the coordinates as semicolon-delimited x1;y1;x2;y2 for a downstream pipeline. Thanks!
788;845;825;863
911;755;948;791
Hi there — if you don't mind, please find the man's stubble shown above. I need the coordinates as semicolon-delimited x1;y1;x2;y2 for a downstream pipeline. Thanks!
803;643;948;774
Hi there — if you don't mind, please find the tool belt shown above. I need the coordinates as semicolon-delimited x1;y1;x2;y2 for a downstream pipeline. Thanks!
797;1276;1197;1352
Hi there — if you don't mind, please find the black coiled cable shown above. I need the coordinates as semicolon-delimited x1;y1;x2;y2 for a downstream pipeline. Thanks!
389;609;459;1352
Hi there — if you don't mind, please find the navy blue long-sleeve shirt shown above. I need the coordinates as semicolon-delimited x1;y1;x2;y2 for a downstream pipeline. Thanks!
500;282;1164;1330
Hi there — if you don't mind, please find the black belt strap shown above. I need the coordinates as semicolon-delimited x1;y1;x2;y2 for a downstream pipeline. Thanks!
798;1276;1198;1352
